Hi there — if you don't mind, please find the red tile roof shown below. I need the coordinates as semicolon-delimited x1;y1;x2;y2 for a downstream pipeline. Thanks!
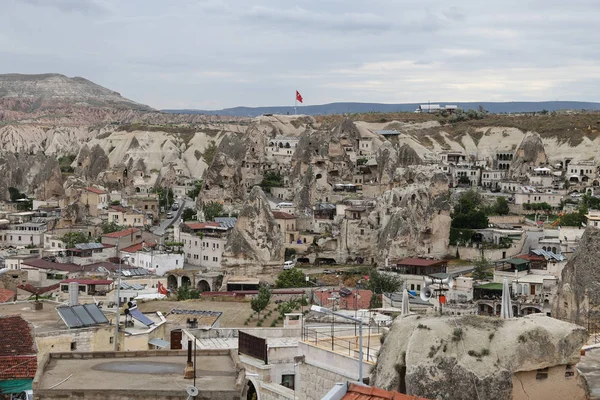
272;211;296;219
517;254;545;262
184;222;221;230
314;289;373;310
110;205;128;213
17;283;60;295
0;315;37;380
103;228;140;238
59;278;113;285
121;241;157;253
21;258;84;272
85;186;106;195
343;383;429;400
0;288;16;303
392;258;446;267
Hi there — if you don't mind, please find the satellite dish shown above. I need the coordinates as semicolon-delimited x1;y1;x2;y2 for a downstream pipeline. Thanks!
186;385;199;397
420;286;433;301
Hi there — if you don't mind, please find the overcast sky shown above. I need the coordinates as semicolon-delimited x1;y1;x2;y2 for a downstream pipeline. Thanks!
2;0;599;109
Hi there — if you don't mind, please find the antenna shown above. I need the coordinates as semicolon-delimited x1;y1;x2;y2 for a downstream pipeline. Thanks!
186;385;199;399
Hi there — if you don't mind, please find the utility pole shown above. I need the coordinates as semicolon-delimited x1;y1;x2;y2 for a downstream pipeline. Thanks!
114;238;121;351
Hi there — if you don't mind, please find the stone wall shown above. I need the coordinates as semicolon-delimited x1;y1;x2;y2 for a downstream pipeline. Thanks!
35;325;114;363
449;234;525;261
260;382;295;400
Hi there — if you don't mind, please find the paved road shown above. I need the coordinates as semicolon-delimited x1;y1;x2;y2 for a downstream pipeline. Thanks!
153;198;188;236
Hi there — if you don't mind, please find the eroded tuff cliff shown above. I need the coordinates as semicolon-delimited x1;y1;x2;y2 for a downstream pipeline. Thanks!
221;186;285;277
0;152;64;200
372;314;587;400
553;227;600;324
510;132;548;178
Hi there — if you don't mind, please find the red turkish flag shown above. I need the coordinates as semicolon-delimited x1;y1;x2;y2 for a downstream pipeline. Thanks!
296;90;303;103
158;282;168;295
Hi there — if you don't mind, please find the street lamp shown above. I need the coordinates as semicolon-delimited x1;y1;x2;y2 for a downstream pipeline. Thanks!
310;305;363;383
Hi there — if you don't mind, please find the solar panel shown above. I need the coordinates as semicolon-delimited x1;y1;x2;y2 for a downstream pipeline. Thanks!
57;306;84;328
83;304;109;324
131;284;144;290
129;308;155;326
119;282;131;290
71;305;96;326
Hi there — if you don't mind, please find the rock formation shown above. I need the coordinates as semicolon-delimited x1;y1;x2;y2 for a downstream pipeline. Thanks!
0;73;152;111
553;227;600;324
0;152;64;201
75;144;110;181
510;132;548;178
372;314;587;400
221;186;285;278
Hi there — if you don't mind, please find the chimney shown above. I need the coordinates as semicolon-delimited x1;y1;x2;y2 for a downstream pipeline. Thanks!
184;340;195;379
68;282;79;306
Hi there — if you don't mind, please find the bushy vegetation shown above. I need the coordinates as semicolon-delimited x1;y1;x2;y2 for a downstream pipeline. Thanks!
275;268;306;288
523;202;552;212
8;187;32;211
58;154;76;173
177;284;200;300
260;171;284;193
181;208;196;221
472;256;493;280
202;141;217;165
187;180;202;199
450;190;489;245
101;222;128;234
366;269;403;308
61;232;89;248
155;188;174;210
203;201;224;221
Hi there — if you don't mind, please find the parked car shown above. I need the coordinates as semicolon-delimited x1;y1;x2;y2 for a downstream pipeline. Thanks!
166;212;174;219
283;260;296;270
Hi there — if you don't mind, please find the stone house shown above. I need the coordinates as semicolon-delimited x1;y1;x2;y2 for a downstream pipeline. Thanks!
79;187;108;217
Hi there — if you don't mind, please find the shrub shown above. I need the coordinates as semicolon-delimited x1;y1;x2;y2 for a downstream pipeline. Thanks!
452;328;463;342
417;324;431;330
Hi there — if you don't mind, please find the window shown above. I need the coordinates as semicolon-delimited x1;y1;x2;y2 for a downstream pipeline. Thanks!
536;367;549;380
565;365;574;378
213;257;218;262
110;337;114;344
176;260;178;265
281;374;295;390
70;342;77;351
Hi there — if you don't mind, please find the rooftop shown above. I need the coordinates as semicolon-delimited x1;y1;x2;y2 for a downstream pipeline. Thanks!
120;241;157;253
0;287;16;303
85;187;106;195
0;301;108;334
342;383;429;400
22;258;86;272
33;350;240;396
0;315;37;380
272;211;296;219
59;279;113;285
103;228;140;238
165;308;222;328
392;258;446;267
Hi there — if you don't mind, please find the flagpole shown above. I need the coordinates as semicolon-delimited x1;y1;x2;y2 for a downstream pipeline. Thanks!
294;96;297;115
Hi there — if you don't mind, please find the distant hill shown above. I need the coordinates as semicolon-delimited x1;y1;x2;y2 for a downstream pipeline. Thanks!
164;101;600;117
0;73;153;111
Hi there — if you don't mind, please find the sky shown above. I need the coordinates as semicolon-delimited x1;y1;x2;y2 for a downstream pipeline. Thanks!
1;0;600;109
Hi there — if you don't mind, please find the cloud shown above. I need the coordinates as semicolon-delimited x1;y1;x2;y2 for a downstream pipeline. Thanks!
0;0;599;109
20;0;108;15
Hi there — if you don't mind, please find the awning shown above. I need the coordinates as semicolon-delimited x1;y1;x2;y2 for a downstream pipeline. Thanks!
0;378;32;394
148;338;170;348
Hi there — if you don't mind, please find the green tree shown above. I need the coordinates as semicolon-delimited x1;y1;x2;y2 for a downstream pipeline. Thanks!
181;208;196;221
251;286;272;320
369;294;382;309
458;175;471;185
62;232;89;248
367;269;403;296
275;268;306;288
494;197;510;215
156;188;174;210
472;256;492;280
260;171;284;193
101;222;127;234
187;180;203;200
176;284;200;301
203;201;224;221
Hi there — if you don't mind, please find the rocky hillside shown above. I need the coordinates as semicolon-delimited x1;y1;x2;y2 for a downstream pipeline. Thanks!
553;227;600;324
372;314;587;400
0;73;152;112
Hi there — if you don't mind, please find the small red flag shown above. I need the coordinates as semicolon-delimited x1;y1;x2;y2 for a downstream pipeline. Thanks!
296;90;303;103
158;282;168;295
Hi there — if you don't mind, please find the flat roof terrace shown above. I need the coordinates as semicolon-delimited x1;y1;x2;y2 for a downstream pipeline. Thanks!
34;350;244;399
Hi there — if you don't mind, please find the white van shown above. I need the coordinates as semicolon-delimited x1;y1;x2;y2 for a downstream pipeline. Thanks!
283;260;295;270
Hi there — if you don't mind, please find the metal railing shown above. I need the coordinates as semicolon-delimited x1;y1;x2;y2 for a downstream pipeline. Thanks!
301;325;379;363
